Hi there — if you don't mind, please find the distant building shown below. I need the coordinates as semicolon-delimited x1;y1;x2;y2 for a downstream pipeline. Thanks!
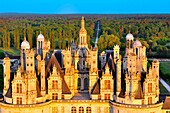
0;17;169;113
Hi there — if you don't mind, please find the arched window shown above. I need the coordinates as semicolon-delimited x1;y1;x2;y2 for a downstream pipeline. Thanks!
17;83;22;93
86;107;91;113
104;80;110;89
79;106;84;113
71;106;76;113
52;80;58;89
148;83;152;93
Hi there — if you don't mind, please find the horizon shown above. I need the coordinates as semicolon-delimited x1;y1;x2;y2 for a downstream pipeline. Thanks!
0;0;170;14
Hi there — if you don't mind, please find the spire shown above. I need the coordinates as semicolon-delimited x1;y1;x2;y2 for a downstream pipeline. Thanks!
81;16;85;28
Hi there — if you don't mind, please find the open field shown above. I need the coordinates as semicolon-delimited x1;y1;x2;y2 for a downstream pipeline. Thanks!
0;48;20;59
160;62;170;86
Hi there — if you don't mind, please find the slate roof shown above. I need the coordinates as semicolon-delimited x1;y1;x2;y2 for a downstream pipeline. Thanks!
91;78;100;94
162;96;170;109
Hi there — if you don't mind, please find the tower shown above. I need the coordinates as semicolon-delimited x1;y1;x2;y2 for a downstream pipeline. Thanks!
78;16;88;48
20;37;30;71
123;33;134;74
152;60;159;97
3;57;10;96
37;32;44;57
141;46;147;71
41;60;46;96
133;40;143;72
113;45;120;63
116;59;121;98
89;48;98;92
25;49;35;73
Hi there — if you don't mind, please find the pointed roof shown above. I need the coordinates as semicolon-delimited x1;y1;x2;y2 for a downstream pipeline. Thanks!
162;96;170;109
79;16;87;34
91;78;100;94
36;79;42;97
135;82;144;99
103;54;115;72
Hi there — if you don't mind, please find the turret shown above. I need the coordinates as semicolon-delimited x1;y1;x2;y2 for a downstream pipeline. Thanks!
116;59;121;97
78;16;88;48
37;32;44;56
25;49;35;73
3;57;10;95
113;45;120;63
20;37;30;71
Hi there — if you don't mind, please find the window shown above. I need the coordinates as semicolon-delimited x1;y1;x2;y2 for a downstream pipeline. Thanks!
71;107;76;113
148;83;152;93
52;93;58;100
142;100;144;105
16;97;22;104
62;95;64;99
104;94;110;100
98;95;101;100
166;111;170;113
52;80;58;89
104;80;110;89
79;107;84;113
17;83;22;93
86;107;91;113
148;97;152;104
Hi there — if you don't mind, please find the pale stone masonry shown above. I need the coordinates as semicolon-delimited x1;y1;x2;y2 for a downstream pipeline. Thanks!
0;16;170;113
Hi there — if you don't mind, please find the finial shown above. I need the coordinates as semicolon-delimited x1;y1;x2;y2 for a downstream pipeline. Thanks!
40;31;42;34
81;16;85;28
129;30;130;34
24;37;26;41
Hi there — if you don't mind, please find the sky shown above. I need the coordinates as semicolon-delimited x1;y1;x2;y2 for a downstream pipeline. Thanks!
0;0;170;14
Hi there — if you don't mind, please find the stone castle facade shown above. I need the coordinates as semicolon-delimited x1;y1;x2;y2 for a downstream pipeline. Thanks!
0;17;169;113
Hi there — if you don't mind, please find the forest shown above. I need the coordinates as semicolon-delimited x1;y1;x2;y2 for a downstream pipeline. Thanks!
0;14;170;58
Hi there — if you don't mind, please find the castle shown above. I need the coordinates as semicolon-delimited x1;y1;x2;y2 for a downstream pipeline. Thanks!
0;17;169;113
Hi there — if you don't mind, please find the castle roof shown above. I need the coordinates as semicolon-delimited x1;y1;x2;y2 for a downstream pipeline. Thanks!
133;40;142;47
21;37;30;49
126;33;134;40
162;96;170;109
37;32;44;41
91;78;100;94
